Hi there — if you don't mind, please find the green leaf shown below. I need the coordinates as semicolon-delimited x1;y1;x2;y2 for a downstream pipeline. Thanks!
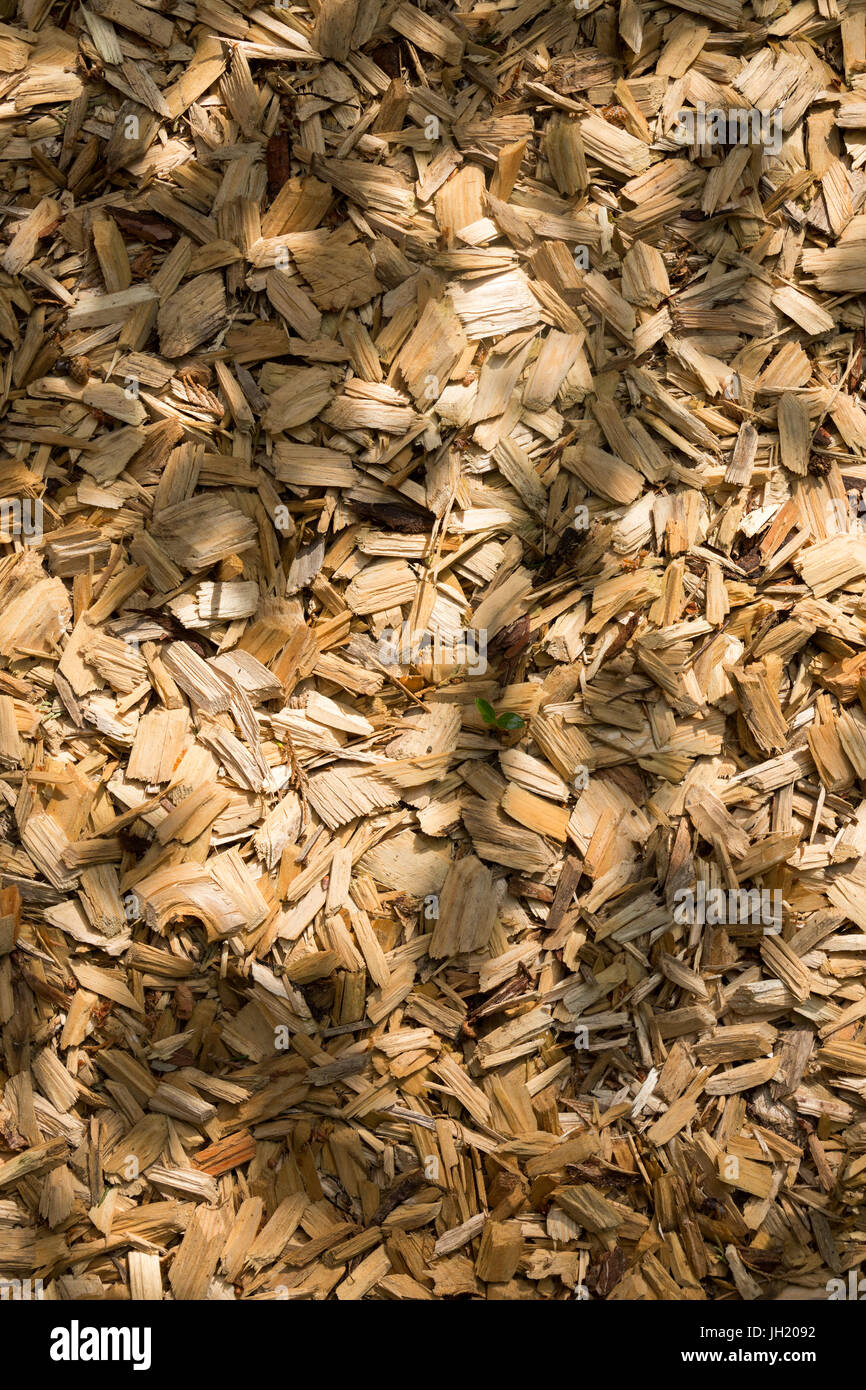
496;712;525;731
475;698;497;725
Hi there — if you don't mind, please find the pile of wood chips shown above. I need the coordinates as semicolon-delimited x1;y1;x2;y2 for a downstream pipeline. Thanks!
3;0;866;1306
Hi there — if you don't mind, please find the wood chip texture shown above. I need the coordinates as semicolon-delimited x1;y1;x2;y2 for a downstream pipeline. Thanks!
0;0;865;1307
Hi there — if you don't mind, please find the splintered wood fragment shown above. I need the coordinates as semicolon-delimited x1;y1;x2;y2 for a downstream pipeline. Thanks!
247;1194;308;1267
2;198;60;274
128;1252;163;1301
169;1205;225;1300
397;299;468;405
475;1221;524;1282
725;423;758;486
563;443;643;505
717;1158;775;1201
193;1132;257;1176
494;438;547;514
390;3;463;63
0;1138;70;1189
545;119;588;197
335;1245;392;1300
704;1058;781;1095
158;274;227;358
0;885;21;956
524;1129;600;1177
430;854;497;957
778;393;811;475
728;665;788;754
